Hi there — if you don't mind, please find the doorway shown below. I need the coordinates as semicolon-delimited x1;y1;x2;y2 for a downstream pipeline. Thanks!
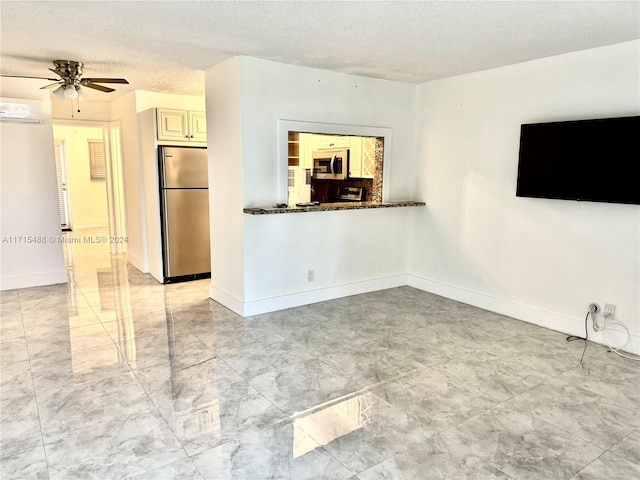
52;121;127;254
53;125;109;231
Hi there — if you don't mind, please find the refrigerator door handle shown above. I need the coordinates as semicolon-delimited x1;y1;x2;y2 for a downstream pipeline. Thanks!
162;189;172;274
160;149;167;189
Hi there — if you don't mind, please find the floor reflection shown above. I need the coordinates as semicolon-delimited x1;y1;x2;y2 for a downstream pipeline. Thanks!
293;392;374;458
58;228;213;376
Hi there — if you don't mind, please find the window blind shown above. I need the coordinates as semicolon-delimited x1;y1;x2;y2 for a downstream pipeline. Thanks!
88;139;106;181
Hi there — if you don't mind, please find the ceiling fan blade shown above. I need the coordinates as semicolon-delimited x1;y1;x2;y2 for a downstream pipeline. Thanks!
40;82;63;90
1;74;60;81
82;82;115;93
82;78;129;84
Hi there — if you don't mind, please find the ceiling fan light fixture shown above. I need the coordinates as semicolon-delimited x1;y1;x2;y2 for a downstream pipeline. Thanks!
63;85;78;99
52;85;66;99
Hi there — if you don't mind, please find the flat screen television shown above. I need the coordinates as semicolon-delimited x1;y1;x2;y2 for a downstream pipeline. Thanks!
516;116;639;205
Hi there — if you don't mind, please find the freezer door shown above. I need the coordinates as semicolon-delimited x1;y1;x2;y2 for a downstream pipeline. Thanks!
162;189;211;278
161;147;208;189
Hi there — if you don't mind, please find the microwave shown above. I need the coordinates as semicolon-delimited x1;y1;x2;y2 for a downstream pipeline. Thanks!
312;149;348;180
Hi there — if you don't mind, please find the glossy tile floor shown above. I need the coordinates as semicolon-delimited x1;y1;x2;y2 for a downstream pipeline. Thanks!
1;228;639;479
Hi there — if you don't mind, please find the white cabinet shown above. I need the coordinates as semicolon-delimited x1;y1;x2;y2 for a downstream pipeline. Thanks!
347;137;375;179
348;137;362;178
188;111;207;142
311;134;350;150
299;133;314;169
157;108;207;144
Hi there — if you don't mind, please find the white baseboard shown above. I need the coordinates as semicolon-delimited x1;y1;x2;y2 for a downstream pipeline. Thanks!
211;272;639;355
0;269;68;291
209;285;247;316
210;274;408;317
127;252;148;274
407;274;640;356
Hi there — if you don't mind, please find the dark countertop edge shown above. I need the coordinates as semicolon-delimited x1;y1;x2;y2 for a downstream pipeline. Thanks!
243;201;426;215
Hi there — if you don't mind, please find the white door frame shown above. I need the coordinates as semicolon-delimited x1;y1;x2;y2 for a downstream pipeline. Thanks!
106;121;127;254
54;138;72;229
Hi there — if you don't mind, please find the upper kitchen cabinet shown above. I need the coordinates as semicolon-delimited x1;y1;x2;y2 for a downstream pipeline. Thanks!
313;135;375;179
157;108;207;145
350;137;376;179
299;133;314;169
188;111;207;142
289;132;315;169
311;134;350;150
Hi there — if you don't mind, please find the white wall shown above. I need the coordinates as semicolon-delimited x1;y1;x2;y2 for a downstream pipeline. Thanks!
0;79;67;290
206;57;417;315
52;97;111;122
52;125;109;229
138;109;163;281
409;40;640;353
135;90;205;113
110;92;147;271
206;58;245;307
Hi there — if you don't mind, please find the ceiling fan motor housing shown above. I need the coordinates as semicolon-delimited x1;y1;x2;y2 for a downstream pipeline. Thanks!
52;60;83;78
51;60;83;88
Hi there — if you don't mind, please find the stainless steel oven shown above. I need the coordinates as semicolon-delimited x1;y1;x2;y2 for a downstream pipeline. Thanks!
312;148;348;180
331;186;364;202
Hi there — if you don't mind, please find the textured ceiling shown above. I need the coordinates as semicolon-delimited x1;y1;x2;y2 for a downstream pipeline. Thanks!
1;1;638;101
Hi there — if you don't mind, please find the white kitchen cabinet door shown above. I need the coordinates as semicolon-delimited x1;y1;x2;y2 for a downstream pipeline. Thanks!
157;109;189;142
348;136;363;178
189;111;207;142
360;137;376;178
299;133;314;169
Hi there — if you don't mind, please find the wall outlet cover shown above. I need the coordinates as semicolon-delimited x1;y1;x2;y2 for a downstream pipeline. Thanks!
604;303;616;319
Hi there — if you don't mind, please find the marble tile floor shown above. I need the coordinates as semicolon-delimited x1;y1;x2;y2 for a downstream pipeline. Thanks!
1;229;639;479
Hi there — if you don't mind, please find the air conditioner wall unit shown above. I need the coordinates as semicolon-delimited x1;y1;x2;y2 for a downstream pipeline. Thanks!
0;97;45;124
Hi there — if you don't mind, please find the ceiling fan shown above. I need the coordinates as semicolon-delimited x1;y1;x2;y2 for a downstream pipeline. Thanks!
1;60;129;98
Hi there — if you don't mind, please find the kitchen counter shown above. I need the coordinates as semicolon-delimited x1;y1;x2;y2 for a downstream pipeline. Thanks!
243;201;425;215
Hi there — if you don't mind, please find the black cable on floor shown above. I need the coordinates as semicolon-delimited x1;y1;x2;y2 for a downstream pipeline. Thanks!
566;310;590;367
566;311;589;343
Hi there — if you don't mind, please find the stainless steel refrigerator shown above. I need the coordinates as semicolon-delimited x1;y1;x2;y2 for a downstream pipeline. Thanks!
159;146;211;282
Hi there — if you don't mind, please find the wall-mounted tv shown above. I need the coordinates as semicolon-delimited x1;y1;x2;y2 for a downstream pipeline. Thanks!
516;116;639;205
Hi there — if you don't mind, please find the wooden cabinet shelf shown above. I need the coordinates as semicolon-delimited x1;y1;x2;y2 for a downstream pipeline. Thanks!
288;132;300;166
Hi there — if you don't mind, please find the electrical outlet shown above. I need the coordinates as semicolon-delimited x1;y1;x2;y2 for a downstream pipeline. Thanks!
604;303;615;319
307;269;314;282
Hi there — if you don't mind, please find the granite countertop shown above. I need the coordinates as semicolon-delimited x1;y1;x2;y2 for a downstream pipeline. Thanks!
243;201;425;215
